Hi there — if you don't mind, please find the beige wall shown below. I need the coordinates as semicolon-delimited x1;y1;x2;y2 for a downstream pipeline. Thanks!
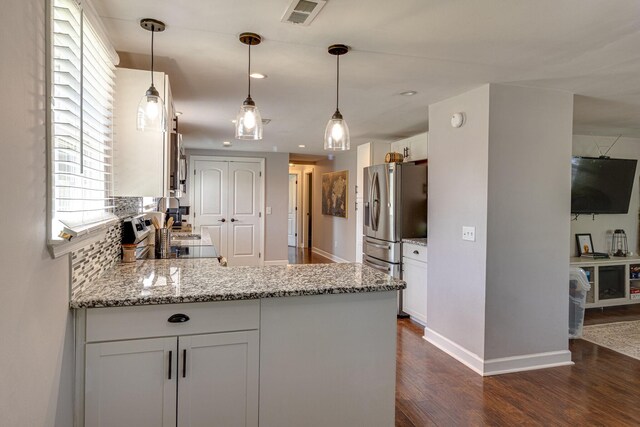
313;150;358;261
0;1;75;425
184;149;289;262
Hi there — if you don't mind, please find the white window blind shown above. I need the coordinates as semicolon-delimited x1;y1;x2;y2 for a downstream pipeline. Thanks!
51;0;116;237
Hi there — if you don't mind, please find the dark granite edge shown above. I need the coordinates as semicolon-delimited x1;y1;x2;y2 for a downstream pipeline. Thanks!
70;282;407;309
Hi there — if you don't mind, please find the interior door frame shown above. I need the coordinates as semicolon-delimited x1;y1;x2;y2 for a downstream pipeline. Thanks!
189;155;266;266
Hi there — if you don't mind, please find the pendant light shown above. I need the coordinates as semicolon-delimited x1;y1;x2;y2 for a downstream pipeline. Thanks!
137;18;167;132
324;44;350;151
235;32;263;140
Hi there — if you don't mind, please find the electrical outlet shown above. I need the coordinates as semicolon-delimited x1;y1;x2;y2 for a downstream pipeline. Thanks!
266;206;272;215
334;241;338;248
462;226;476;242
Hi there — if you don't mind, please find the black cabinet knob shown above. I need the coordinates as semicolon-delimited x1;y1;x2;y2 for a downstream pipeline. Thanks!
168;313;190;323
413;250;419;255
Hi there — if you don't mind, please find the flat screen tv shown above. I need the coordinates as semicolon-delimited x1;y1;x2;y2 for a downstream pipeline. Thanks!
571;157;638;214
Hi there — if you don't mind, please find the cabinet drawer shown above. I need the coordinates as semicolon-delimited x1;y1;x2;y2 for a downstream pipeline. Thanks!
403;243;427;263
85;300;260;342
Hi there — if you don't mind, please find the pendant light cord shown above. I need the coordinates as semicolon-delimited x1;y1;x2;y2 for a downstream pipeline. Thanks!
150;25;155;86
248;42;252;98
336;55;340;111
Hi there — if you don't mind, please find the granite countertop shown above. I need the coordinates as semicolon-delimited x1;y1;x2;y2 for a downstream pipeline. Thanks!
403;237;427;247
70;260;406;308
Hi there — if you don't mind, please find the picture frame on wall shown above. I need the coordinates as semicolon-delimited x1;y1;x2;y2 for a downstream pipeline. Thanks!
321;170;348;218
576;233;594;256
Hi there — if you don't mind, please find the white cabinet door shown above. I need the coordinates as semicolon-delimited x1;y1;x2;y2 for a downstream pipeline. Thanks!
193;159;229;256
409;132;428;161
228;162;262;265
178;331;259;427
402;257;427;324
85;337;177;427
113;68;170;197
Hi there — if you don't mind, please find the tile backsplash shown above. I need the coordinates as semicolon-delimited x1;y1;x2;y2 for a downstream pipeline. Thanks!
70;197;149;296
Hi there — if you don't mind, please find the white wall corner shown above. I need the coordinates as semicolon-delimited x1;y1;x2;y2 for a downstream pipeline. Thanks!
311;247;349;263
423;327;484;375
264;260;289;266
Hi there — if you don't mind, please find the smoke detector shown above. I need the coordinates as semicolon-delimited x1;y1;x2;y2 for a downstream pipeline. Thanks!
281;0;327;26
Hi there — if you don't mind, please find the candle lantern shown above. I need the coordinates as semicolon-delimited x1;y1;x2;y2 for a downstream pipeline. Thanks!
611;229;628;257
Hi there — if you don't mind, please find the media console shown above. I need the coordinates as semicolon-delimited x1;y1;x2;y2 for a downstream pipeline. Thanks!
570;256;640;308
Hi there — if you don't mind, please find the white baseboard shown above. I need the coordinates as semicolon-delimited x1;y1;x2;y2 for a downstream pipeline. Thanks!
311;247;349;263
423;326;573;376
423;327;484;375
264;259;289;266
483;350;573;376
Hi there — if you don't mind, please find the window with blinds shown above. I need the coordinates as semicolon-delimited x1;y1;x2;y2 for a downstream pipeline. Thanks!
51;0;116;238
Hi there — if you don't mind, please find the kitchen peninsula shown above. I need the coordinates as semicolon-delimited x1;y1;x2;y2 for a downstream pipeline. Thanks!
71;260;404;427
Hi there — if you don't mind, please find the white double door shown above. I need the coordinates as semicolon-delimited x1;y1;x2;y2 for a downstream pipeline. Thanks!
193;159;262;266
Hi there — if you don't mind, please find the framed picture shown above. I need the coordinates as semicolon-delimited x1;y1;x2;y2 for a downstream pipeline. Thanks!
321;170;348;218
576;233;594;256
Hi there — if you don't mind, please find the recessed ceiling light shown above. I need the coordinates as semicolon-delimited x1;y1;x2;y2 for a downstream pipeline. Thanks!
400;90;418;96
175;111;183;116
298;144;306;148
223;141;232;146
231;119;237;124
289;163;294;167
250;73;267;79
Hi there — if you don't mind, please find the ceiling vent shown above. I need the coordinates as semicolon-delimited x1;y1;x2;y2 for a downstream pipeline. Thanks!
281;0;327;26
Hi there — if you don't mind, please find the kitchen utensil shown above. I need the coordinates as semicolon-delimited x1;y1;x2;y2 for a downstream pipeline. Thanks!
155;228;171;259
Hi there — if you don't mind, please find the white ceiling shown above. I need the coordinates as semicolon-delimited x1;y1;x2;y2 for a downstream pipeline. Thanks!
94;0;640;154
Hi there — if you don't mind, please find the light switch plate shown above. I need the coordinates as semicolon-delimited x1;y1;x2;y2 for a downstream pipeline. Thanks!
266;206;272;215
462;226;476;242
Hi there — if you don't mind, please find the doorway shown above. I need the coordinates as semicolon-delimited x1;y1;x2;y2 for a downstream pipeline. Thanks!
288;173;299;247
190;156;265;266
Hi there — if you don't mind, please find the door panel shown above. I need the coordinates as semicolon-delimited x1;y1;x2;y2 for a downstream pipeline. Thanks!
85;337;177;427
177;332;259;427
194;160;228;257
228;162;261;265
288;174;297;247
233;225;255;255
402;257;428;324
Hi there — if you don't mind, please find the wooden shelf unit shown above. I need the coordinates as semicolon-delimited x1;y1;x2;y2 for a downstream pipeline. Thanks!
570;256;640;308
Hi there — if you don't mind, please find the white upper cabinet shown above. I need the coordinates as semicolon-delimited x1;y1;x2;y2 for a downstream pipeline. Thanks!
113;68;174;197
390;132;428;162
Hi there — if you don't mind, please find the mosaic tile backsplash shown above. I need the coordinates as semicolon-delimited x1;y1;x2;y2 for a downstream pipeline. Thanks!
70;197;148;295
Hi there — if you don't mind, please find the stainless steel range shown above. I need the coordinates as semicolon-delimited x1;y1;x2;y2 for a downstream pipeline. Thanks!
363;162;427;315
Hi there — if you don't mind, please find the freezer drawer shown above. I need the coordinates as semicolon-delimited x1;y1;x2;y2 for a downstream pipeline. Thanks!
364;236;401;264
363;254;401;278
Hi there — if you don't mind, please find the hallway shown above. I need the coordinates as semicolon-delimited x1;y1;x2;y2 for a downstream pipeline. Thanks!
287;247;334;264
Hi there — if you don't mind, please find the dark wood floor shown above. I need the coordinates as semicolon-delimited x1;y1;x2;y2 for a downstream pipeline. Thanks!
396;310;640;426
584;303;640;325
287;246;333;264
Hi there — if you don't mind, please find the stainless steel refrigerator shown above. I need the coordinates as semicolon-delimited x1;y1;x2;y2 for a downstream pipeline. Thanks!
363;162;427;314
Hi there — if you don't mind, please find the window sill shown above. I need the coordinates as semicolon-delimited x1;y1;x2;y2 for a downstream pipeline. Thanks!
48;217;119;259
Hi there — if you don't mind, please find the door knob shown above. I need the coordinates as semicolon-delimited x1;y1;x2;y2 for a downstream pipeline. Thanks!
230;218;237;222
218;218;226;222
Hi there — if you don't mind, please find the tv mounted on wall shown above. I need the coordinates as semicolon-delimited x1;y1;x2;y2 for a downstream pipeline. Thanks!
571;156;638;214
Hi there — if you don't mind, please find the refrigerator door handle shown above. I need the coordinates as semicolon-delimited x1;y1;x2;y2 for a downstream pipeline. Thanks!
371;171;380;231
365;240;390;250
364;257;391;272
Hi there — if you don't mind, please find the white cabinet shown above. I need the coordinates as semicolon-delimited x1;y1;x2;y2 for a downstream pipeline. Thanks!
390;132;428;162
178;332;259;427
85;337;176;427
356;142;390;262
113;68;175;197
79;301;260;427
402;243;427;324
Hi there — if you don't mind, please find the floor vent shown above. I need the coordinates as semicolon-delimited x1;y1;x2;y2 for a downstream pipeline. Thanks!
281;0;327;26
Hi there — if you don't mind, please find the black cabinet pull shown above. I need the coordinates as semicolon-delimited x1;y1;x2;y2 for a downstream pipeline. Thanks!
168;351;172;380
168;313;190;323
182;349;187;378
413;250;419;255
218;218;226;222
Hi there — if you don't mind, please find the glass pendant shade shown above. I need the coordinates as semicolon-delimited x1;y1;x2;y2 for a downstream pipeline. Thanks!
324;110;350;151
235;96;263;140
137;84;166;131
